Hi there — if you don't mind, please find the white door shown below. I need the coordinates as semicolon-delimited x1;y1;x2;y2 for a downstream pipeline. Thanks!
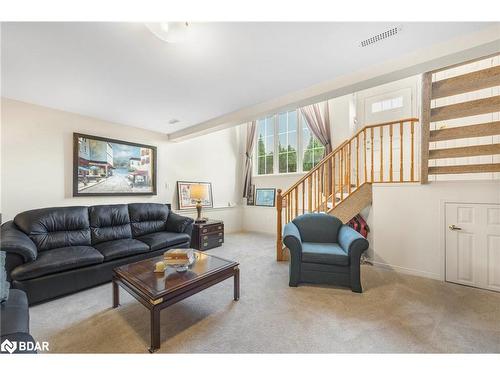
445;203;500;292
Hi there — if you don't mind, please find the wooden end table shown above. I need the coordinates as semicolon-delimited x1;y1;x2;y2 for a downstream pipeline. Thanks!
112;250;239;352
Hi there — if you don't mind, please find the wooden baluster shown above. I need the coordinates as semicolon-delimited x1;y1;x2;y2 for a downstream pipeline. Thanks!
370;127;374;182
400;121;404;182
308;176;312;213
332;154;336;208
380;126;384;182
286;196;289;223
326;159;331;210
323;163;327;211
348;143;352;194
356;135;359;188
317;169;320;212
276;189;283;261
319;165;322;211
340;148;344;201
346;146;349;190
294;186;299;218
342;147;345;193
410;121;415;182
364;130;367;184
314;170;317;212
302;181;305;214
288;195;291;222
389;124;393;182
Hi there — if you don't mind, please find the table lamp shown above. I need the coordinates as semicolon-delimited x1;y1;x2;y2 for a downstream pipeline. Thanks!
190;184;208;223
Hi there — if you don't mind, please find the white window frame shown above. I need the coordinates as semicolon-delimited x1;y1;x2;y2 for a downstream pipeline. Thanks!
255;116;276;176
254;111;325;176
277;111;299;174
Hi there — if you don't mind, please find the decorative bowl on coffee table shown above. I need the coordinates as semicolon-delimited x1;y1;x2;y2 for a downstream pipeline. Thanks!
164;249;196;272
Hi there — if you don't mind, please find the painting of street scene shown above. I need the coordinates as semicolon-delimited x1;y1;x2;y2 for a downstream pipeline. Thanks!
73;133;156;196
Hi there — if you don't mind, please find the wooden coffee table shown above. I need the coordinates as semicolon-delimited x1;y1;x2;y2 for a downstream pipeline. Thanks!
112;250;239;352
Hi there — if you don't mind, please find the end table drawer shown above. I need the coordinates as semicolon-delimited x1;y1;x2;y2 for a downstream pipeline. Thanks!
202;231;223;241
201;224;224;234
201;236;224;250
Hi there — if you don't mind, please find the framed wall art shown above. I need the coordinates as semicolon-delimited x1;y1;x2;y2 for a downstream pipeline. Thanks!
255;188;276;207
176;181;214;210
73;133;157;196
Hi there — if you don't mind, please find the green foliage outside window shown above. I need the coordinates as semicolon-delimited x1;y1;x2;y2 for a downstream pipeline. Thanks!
302;137;325;172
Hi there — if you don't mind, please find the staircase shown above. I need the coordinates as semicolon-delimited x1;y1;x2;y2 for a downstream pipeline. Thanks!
276;54;500;261
276;117;419;261
420;62;500;182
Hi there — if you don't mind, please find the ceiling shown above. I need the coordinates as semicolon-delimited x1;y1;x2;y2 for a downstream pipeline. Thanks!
1;22;496;135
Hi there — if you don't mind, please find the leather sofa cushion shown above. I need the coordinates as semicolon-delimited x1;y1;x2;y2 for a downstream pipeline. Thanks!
128;203;169;237
89;204;132;244
93;238;149;261
14;206;91;251
292;213;342;243
137;232;190;251
301;242;349;266
11;246;104;281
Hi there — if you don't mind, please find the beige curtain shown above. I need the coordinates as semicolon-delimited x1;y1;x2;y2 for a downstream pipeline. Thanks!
300;101;332;156
243;121;257;198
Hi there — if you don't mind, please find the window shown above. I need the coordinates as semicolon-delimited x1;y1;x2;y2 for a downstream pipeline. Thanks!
256;116;274;175
278;111;298;173
364;87;412;124
301;116;325;172
254;111;325;175
371;96;403;113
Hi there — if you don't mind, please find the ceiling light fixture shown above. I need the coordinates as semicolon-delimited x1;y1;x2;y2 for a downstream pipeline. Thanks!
145;22;190;43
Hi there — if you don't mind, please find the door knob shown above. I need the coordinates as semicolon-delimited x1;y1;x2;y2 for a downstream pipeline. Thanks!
448;224;462;231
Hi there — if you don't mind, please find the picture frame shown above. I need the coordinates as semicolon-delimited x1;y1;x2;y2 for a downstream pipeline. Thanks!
73;133;157;196
176;181;214;210
255;188;276;207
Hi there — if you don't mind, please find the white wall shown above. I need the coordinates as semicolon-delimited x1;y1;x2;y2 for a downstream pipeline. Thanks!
329;94;356;149
370;181;500;280
165;125;244;233
1;99;243;232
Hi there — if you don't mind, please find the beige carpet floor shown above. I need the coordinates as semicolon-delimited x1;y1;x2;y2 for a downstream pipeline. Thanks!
30;232;500;353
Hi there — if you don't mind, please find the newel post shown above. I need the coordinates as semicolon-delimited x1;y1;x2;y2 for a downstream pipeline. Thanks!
276;189;283;261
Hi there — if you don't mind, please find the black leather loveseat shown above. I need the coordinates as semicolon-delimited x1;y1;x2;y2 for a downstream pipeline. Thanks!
1;203;193;305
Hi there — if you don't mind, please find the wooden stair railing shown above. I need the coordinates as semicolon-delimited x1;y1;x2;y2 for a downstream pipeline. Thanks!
421;56;500;183
276;117;420;261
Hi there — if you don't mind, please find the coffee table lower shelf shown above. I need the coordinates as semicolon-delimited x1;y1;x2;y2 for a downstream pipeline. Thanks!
112;264;240;353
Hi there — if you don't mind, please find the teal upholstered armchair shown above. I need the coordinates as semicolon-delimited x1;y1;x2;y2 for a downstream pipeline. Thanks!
283;213;369;292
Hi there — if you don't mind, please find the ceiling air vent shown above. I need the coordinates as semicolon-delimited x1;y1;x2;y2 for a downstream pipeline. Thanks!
360;26;401;47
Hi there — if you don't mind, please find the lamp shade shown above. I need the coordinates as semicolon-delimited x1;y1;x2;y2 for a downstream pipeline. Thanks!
190;184;208;200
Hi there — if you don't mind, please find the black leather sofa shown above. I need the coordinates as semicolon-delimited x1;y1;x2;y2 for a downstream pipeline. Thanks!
1;203;194;305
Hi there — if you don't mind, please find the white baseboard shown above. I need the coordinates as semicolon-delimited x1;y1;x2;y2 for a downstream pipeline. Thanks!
370;260;443;281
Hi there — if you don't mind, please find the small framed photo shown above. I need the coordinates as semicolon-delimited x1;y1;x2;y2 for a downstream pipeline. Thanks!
255;188;276;207
176;181;213;210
